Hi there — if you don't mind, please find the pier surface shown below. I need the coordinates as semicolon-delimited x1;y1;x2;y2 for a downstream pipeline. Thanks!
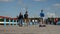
0;25;60;34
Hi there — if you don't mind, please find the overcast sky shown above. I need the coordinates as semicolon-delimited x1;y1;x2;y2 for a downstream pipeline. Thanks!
0;0;60;18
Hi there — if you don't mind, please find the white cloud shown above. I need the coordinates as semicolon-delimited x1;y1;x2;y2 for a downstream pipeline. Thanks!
53;3;60;8
45;3;60;12
53;3;60;7
44;3;60;18
33;0;47;2
0;0;14;2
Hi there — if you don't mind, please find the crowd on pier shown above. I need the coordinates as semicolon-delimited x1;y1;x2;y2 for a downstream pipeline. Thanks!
17;10;58;27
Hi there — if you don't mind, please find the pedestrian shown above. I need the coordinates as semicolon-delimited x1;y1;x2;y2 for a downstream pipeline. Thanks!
24;11;29;26
53;18;58;25
49;18;52;24
18;12;23;27
39;10;46;27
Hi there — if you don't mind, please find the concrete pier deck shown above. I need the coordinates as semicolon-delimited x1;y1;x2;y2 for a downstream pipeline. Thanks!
0;25;60;34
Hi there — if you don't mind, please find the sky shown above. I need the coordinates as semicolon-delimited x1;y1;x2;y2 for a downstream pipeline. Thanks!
0;0;60;18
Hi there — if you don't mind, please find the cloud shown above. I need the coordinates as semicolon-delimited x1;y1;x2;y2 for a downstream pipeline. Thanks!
33;0;47;2
44;3;60;18
45;3;60;12
0;0;14;2
53;3;60;8
53;3;60;7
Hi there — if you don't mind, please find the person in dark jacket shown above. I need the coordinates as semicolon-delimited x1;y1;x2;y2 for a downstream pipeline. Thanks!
24;11;29;26
49;18;52;24
18;12;23;26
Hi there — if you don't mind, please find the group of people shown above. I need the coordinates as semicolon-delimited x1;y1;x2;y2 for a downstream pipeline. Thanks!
40;10;58;25
17;9;58;27
49;18;58;25
17;11;29;26
17;9;46;27
46;18;58;25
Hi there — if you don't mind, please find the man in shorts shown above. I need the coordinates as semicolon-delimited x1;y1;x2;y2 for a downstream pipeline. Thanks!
39;10;46;27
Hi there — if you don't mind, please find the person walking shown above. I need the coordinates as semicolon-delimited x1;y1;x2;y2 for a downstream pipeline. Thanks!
24;11;29;26
18;12;23;27
39;10;46;27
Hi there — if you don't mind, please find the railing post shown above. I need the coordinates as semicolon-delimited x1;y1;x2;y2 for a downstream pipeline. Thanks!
9;18;10;26
16;20;18;26
4;18;6;27
12;19;14;26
